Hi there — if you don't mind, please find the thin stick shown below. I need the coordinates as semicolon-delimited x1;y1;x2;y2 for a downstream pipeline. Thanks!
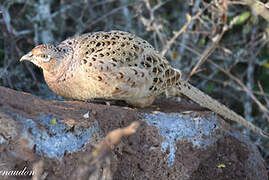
187;26;228;80
208;59;269;114
244;0;269;22
188;0;229;80
161;2;214;56
161;14;192;56
257;81;269;123
177;41;269;115
87;2;137;30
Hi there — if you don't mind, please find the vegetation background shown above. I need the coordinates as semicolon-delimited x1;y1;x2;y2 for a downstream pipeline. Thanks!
1;0;269;168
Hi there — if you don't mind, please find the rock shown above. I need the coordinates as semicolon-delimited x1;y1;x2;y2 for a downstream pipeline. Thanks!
0;86;267;180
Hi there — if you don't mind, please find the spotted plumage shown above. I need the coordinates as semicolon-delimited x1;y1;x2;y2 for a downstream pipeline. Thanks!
20;30;268;138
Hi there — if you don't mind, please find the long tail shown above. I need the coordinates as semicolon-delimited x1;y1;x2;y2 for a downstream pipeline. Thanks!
177;81;269;138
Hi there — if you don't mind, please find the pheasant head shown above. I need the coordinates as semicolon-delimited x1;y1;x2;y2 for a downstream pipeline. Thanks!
20;44;74;72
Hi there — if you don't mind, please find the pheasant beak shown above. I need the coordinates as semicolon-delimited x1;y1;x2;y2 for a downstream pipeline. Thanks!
20;52;33;62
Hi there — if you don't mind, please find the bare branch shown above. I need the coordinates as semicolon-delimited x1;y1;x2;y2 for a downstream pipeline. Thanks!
73;122;140;180
244;0;269;22
187;25;228;80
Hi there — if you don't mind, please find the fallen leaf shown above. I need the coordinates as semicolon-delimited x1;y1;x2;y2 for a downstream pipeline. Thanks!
83;111;90;119
50;118;57;125
217;163;226;168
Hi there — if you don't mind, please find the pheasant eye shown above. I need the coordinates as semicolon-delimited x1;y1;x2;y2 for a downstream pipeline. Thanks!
39;54;50;62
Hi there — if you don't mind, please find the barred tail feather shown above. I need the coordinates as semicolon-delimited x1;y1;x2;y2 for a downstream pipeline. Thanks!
178;82;268;138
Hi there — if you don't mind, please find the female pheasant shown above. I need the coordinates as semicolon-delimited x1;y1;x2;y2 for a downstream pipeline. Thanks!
20;30;268;138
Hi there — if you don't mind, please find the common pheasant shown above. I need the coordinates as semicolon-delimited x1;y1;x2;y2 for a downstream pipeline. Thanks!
20;30;268;138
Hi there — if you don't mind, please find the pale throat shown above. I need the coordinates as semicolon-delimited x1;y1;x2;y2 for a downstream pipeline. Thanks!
42;56;71;83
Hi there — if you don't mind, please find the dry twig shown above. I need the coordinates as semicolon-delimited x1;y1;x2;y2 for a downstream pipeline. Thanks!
176;39;269;119
244;0;269;22
187;25;228;80
160;2;214;57
208;59;269;115
73;121;140;180
188;0;229;79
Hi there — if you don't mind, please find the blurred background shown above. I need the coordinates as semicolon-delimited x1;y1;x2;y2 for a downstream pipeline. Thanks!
1;0;269;167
